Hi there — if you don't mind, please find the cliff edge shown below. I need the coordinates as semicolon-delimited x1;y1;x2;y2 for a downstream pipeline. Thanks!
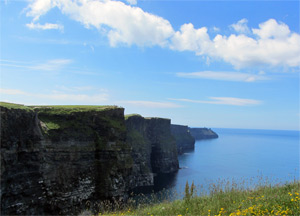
189;127;218;140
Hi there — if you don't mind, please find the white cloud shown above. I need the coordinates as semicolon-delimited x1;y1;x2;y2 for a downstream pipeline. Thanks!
26;22;64;31
26;0;174;47
25;0;57;21
170;23;212;55
120;100;182;108
176;71;269;82
0;88;109;104
212;26;220;32
252;19;290;39
212;32;300;68
171;20;300;68
31;59;72;71
25;1;300;68
230;18;250;34
169;97;262;106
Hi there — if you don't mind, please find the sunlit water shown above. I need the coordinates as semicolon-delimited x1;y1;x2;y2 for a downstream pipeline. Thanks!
143;128;299;200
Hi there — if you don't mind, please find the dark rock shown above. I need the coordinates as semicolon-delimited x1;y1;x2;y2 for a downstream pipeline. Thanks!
1;104;179;215
126;115;179;178
189;127;218;140
1;105;132;215
146;118;179;174
171;124;195;154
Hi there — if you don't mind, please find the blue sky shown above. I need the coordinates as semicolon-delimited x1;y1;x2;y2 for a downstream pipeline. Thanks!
0;0;299;130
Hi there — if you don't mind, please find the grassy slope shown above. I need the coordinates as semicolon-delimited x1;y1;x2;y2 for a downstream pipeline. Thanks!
97;181;300;216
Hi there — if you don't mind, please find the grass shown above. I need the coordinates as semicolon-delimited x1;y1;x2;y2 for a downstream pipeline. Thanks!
0;102;121;114
85;179;300;216
125;114;142;120
32;105;120;115
0;102;33;111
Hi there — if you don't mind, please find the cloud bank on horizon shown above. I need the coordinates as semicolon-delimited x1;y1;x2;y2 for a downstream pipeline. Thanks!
25;0;300;69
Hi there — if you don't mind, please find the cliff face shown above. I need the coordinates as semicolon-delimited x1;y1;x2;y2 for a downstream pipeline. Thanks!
146;118;179;174
1;106;44;215
171;124;195;154
1;104;179;215
125;115;153;188
126;115;179;181
1;105;133;215
189;127;218;140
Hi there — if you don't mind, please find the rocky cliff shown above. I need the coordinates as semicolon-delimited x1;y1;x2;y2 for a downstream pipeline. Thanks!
189;127;218;140
126;115;179;178
125;114;153;189
1;104;133;215
171;124;195;154
1;103;179;215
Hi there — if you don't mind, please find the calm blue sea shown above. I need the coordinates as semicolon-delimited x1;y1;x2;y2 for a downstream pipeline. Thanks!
151;128;299;198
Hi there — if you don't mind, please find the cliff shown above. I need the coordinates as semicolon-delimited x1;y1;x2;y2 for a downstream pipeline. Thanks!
171;124;195;154
126;115;179;179
125;114;153;189
1;103;133;215
189;127;218;140
1;103;179;215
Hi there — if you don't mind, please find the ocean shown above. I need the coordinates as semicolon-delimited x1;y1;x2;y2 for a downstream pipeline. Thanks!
151;128;299;199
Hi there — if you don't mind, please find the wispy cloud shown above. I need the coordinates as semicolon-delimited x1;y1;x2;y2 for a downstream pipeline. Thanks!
0;88;27;95
176;71;269;82
230;18;250;34
26;22;64;31
0;59;72;71
31;59;72;71
120;100;182;108
0;59;99;76
169;97;262;106
0;88;109;104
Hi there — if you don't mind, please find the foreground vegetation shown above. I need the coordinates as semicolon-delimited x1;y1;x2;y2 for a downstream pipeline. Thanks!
88;180;299;216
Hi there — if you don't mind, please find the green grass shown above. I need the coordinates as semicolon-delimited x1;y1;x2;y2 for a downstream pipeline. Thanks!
89;180;300;216
0;102;120;113
32;105;120;115
125;114;142;120
0;102;33;111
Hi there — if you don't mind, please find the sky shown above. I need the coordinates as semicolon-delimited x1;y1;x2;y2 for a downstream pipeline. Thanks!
0;0;299;130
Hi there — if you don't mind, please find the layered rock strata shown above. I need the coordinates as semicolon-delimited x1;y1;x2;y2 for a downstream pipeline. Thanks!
1;105;132;215
1;104;179;215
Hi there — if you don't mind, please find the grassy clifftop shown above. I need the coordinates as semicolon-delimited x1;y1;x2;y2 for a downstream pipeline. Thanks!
0;102;120;113
0;102;33;111
32;105;120;114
